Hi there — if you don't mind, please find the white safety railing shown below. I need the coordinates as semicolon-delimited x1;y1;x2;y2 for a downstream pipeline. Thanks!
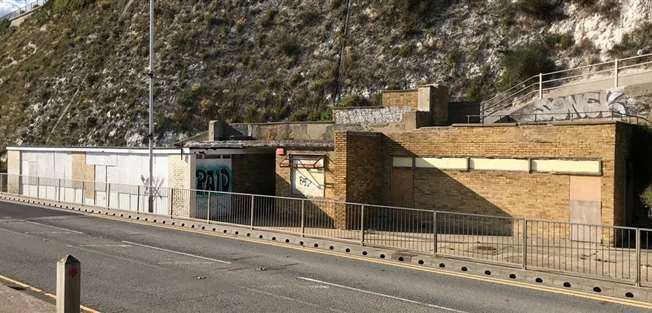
0;0;48;21
1;173;651;286
482;53;652;122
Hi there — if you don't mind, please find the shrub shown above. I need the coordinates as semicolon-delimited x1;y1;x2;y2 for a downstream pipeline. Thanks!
545;33;574;50
642;184;652;209
279;35;302;57
52;0;95;14
338;95;372;107
376;0;443;37
575;0;620;17
498;44;557;90
516;0;563;20
609;23;652;58
0;19;12;37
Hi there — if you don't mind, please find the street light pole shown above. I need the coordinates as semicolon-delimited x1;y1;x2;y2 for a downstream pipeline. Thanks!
147;0;155;213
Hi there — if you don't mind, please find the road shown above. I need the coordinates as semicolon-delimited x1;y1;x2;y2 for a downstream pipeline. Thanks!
0;200;647;313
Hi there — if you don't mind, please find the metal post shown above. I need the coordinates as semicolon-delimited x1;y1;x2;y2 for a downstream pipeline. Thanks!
106;183;111;208
301;199;306;237
360;205;365;246
57;179;62;202
56;255;80;313
538;73;543;99
250;195;255;230
81;181;85;205
36;177;40;199
147;0;156;216
136;186;141;214
522;219;528;270
433;211;438;256
207;192;211;223
636;228;641;287
614;58;619;89
169;188;174;218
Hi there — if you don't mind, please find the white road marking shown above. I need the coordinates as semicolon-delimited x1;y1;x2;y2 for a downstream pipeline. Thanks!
24;221;84;234
122;240;232;264
158;261;214;265
244;287;349;313
297;277;470;313
78;244;132;248
25;231;80;234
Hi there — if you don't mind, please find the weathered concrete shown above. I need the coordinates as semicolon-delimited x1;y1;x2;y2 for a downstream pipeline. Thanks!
333;106;413;125
0;284;54;313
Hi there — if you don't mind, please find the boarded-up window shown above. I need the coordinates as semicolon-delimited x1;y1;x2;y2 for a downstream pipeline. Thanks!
291;157;325;198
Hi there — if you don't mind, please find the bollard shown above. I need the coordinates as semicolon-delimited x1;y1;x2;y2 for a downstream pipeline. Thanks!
57;255;81;313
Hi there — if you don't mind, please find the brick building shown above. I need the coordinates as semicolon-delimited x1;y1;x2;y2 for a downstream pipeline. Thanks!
204;84;652;229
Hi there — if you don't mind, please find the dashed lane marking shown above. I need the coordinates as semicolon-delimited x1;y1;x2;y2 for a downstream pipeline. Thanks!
297;276;470;313
122;240;232;264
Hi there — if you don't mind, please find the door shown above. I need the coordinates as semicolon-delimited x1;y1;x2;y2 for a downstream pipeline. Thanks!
391;167;414;208
569;176;602;242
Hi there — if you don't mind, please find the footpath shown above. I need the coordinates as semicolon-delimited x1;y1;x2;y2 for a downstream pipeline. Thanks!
0;283;54;313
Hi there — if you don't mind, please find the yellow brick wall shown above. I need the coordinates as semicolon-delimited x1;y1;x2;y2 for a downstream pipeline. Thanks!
385;124;616;224
382;123;618;225
168;154;194;218
71;152;95;199
7;150;20;193
382;90;418;111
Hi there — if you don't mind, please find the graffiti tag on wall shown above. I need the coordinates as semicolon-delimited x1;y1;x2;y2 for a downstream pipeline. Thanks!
196;166;232;192
524;90;632;121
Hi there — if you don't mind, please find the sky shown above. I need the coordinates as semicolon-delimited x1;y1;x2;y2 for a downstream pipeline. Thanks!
0;0;40;18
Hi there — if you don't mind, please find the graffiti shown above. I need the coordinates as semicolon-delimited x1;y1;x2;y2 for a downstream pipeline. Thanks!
292;168;324;198
299;176;312;188
523;90;634;121
196;166;231;192
140;176;164;197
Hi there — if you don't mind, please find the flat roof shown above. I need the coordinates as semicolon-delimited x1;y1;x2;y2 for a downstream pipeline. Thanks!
186;140;334;150
6;146;185;155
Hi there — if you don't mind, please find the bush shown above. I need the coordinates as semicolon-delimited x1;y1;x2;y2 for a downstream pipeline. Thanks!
279;35;302;57
498;44;557;90
609;23;652;58
516;0;562;20
52;0;95;14
0;19;12;37
545;33;574;50
574;0;620;17
337;95;372;107
376;0;443;37
642;184;652;209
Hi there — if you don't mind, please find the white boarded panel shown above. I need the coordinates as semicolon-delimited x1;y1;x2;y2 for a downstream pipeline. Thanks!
415;157;468;170
470;158;530;172
532;159;601;175
54;152;72;180
86;153;118;166
392;157;413;168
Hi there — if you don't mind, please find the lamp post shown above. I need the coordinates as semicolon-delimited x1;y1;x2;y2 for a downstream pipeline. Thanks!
147;0;155;213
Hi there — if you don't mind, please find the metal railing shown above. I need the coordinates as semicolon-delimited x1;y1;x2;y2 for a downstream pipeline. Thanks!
1;173;651;286
465;110;651;125
481;53;652;122
0;0;47;21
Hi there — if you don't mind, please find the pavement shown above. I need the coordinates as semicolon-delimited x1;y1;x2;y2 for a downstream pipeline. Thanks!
0;284;54;313
0;200;649;313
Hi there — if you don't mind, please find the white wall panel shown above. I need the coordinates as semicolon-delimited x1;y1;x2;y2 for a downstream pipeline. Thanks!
392;157;412;168
415;157;468;170
470;158;530;172
532;159;601;175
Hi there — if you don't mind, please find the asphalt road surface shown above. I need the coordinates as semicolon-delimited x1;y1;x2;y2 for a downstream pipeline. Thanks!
0;200;647;313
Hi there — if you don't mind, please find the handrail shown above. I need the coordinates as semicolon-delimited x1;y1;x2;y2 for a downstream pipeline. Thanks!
482;53;652;120
0;0;47;21
467;110;650;125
